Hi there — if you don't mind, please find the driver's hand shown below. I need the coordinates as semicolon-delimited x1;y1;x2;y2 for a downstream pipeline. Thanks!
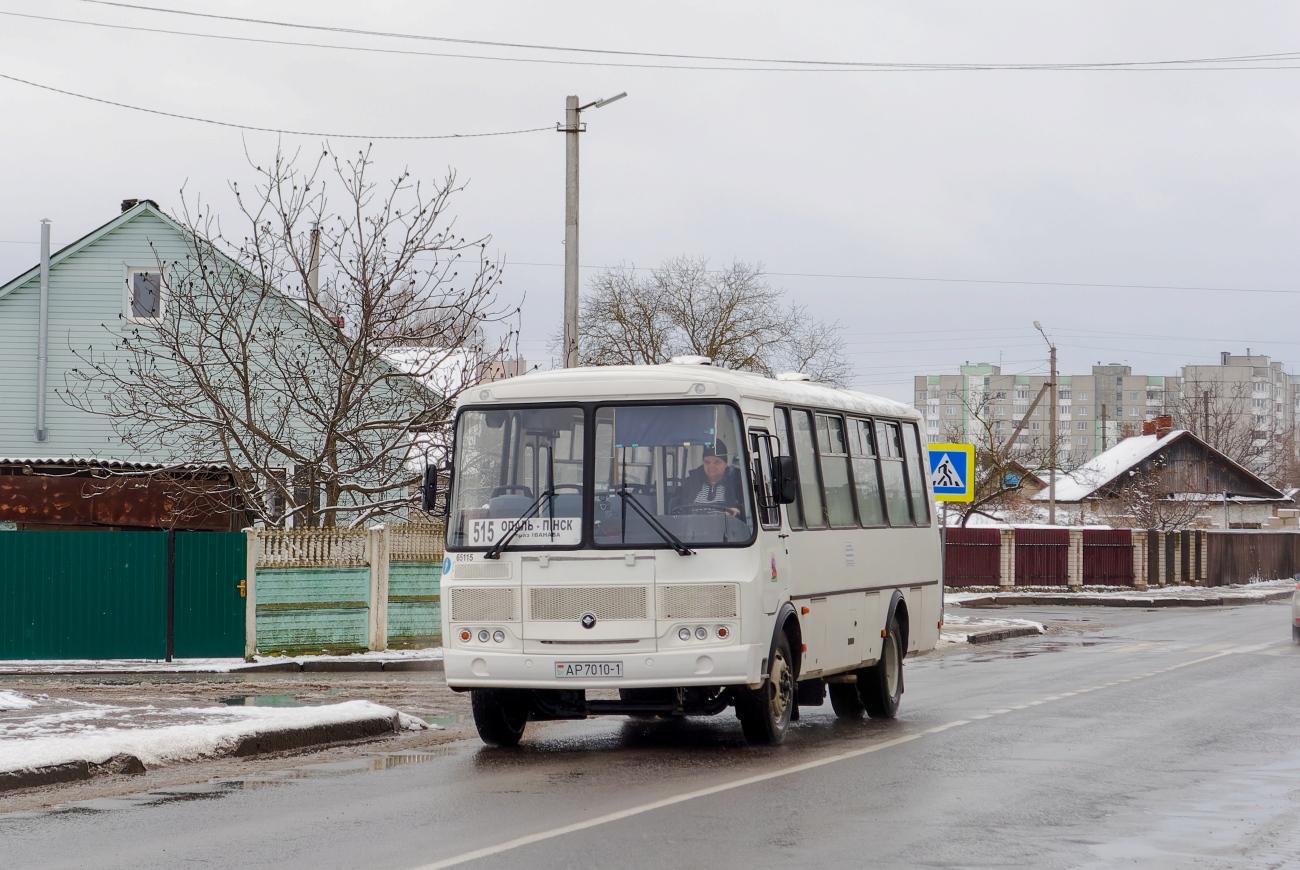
725;507;740;517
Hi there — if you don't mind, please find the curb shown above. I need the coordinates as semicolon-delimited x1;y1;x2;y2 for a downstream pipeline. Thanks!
0;714;400;794
955;590;1292;608
965;626;1044;645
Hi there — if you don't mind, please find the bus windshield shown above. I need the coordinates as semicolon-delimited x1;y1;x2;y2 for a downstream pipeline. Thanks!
447;402;754;550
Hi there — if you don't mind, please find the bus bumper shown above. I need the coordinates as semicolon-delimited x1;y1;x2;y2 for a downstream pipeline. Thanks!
444;643;766;690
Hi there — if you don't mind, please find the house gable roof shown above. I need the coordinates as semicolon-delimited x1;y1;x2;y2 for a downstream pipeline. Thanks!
0;200;189;301
1036;429;1286;503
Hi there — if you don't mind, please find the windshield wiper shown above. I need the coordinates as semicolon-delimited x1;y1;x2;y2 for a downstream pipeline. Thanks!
616;488;694;556
484;489;553;560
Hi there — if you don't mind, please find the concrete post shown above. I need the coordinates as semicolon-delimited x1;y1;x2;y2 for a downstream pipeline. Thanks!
368;526;390;651
1067;528;1083;589
1000;528;1016;588
1132;532;1148;590
562;95;581;368
244;528;258;659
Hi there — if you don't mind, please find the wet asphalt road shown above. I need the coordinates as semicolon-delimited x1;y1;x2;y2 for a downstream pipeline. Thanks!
3;604;1299;870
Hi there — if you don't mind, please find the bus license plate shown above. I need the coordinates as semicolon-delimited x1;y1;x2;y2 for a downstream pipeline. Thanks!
555;661;623;679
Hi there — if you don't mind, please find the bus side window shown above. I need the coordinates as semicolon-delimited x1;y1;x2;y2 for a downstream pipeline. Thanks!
849;418;886;527
774;409;803;529
815;414;855;528
790;409;827;529
749;430;781;529
878;420;913;526
901;422;931;525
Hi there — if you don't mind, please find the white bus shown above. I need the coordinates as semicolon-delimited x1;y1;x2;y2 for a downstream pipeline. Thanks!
438;360;942;746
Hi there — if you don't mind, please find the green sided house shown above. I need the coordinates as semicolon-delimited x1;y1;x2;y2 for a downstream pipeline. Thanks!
0;199;444;659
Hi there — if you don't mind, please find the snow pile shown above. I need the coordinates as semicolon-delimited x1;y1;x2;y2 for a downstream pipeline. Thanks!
939;613;1045;645
946;577;1295;604
0;698;419;774
0;646;444;676
0;690;38;711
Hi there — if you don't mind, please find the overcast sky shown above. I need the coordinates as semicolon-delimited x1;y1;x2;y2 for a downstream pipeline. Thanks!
2;1;1298;402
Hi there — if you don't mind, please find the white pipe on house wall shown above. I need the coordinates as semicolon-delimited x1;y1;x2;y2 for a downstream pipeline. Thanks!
35;218;50;442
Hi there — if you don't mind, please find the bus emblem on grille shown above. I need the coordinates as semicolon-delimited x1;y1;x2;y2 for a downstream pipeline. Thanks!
580;613;597;629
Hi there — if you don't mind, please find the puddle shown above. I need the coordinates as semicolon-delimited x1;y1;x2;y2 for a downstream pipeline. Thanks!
220;694;304;708
425;713;468;726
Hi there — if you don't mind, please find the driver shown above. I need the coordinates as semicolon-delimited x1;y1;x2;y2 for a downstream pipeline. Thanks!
674;440;743;517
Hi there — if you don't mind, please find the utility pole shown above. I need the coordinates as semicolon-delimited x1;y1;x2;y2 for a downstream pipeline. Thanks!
1035;321;1057;524
559;92;627;368
1101;404;1109;450
1203;389;1210;443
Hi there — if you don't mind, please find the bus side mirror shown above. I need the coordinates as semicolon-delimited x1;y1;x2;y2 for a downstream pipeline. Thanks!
772;455;798;505
421;465;445;515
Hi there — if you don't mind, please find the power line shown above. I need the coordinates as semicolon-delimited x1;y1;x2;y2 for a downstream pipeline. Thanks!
503;260;1300;296
0;72;552;139
52;2;1300;73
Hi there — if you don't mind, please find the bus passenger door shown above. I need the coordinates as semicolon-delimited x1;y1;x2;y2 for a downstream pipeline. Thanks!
750;429;788;615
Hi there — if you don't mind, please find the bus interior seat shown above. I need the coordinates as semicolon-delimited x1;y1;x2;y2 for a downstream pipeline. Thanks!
488;494;536;518
550;492;582;517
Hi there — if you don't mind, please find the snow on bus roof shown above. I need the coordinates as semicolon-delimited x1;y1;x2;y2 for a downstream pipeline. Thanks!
462;364;919;420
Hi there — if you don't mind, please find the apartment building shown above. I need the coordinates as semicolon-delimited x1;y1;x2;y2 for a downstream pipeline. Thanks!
1179;351;1295;476
914;364;1176;465
916;350;1300;480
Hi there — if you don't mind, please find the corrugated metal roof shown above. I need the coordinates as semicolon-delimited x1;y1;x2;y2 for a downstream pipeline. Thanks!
0;457;230;472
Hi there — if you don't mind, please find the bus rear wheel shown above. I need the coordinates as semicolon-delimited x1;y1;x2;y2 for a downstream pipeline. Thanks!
859;615;903;719
471;689;529;747
735;633;795;745
828;682;865;718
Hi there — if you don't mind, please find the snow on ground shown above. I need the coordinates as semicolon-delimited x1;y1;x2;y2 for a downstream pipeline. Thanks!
0;646;444;675
0;690;38;711
938;614;1045;645
0;692;431;774
946;577;1295;604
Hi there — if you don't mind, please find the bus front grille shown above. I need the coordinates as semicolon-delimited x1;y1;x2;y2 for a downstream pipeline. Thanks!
528;586;649;622
449;587;520;622
657;584;739;620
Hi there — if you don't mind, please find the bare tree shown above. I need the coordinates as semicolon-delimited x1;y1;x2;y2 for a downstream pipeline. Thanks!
939;388;1064;526
576;257;853;386
1169;379;1297;485
1094;465;1211;532
65;146;516;527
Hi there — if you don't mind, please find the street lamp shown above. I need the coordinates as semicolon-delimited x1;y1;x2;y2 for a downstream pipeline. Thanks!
1034;320;1057;524
559;92;628;368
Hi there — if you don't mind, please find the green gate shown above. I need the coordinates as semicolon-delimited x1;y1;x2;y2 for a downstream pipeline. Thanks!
0;530;246;660
175;532;247;657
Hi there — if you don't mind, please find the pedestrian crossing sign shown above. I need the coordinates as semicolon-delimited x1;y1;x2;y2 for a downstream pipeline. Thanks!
928;443;975;502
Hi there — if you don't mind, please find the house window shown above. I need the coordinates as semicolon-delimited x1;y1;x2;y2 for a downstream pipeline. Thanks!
1078;436;1088;445
1077;407;1086;417
127;268;164;321
1060;390;1071;400
1078;391;1088;400
1077;421;1087;430
1129;408;1139;417
1129;391;1139;400
945;406;955;416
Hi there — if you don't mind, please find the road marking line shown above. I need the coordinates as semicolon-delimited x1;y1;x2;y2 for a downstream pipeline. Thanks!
409;732;925;870
411;646;1249;870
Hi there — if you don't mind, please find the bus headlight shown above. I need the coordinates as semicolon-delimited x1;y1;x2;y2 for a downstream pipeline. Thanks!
477;629;490;643
694;627;708;640
678;627;692;641
492;630;505;643
459;629;472;643
717;626;730;639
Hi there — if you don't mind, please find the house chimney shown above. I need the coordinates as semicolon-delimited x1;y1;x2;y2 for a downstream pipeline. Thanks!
121;198;139;212
1221;351;1230;365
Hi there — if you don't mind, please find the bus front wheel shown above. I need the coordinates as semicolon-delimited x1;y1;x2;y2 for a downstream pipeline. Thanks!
859;614;903;718
735;633;795;745
471;689;529;747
